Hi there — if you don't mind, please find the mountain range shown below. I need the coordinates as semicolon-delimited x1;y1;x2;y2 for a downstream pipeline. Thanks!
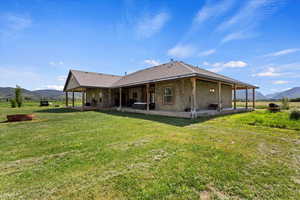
1;86;300;101
0;87;66;100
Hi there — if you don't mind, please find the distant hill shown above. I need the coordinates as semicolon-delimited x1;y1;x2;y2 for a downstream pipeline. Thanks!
267;87;300;99
0;87;71;100
236;90;267;100
0;87;40;100
34;89;65;99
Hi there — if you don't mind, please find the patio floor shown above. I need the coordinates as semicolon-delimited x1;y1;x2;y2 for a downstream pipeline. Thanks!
67;106;253;118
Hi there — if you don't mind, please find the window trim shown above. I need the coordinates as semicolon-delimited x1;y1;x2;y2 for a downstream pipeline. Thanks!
163;87;174;105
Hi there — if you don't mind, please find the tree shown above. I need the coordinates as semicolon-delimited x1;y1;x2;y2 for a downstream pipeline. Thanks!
281;97;289;110
15;85;23;107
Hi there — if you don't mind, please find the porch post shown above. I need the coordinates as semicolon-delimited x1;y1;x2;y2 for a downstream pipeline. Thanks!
146;83;150;111
233;84;237;110
81;90;84;111
119;87;122;110
191;77;197;118
245;87;248;109
218;82;222;111
72;91;75;108
108;88;111;107
252;88;255;110
84;91;86;106
65;92;68;107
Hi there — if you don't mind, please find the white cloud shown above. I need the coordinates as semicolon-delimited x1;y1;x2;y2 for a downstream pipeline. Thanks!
136;12;170;38
167;44;197;58
0;13;32;39
45;85;64;91
57;75;67;82
273;80;289;84
254;67;281;77
199;49;216;56
194;0;234;25
218;0;284;43
4;14;32;31
264;48;300;57
223;61;247;68
49;61;64;67
221;31;256;43
203;60;248;72
218;0;282;31
144;59;160;66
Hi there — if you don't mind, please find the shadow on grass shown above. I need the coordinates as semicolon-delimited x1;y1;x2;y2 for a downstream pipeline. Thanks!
96;110;217;127
35;108;81;113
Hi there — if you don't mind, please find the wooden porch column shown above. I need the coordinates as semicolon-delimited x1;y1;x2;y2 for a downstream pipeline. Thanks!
245;87;248;109
191;78;197;113
252;88;255;109
65;92;68;107
218;82;222;111
108;88;111;107
233;84;237;110
72;91;75;108
119;87;122;110
81;91;84;111
146;83;150;111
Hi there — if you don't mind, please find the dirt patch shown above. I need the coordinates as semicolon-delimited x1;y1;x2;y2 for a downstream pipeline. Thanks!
0;150;79;176
199;190;211;200
108;137;153;151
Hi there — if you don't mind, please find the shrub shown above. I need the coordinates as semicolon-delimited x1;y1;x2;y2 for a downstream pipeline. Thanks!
15;85;23;107
290;110;300;120
281;97;290;110
290;98;300;102
10;99;16;108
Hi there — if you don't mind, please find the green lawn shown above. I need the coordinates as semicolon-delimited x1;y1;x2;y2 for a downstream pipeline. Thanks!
0;104;299;199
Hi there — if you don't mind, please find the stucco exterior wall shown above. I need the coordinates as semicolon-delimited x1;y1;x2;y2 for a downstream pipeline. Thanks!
155;78;232;112
128;87;143;102
84;78;232;111
195;80;232;109
221;84;233;108
155;78;192;112
86;88;111;108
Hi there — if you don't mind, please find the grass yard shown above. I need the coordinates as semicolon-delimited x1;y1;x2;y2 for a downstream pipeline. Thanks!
236;101;300;109
0;104;300;199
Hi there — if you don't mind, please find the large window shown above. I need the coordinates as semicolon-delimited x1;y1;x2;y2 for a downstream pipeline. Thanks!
163;87;173;104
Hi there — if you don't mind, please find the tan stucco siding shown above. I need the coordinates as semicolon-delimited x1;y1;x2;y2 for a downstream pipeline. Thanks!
86;88;111;108
155;78;232;111
128;87;143;102
221;84;232;108
155;78;192;112
195;80;232;109
66;74;80;91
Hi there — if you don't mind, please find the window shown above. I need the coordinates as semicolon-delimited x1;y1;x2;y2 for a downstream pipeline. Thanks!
163;87;173;104
209;88;215;94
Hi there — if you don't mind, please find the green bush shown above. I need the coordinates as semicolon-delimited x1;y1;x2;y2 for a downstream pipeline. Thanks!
10;99;16;108
281;97;290;110
15;85;23;107
290;110;300;120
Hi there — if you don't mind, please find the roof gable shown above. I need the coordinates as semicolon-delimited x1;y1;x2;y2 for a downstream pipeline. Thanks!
63;70;122;91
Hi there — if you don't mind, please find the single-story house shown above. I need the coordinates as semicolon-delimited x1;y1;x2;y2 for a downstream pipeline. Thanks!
63;61;258;118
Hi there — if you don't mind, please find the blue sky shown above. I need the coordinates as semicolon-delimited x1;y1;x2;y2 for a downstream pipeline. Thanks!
0;0;299;94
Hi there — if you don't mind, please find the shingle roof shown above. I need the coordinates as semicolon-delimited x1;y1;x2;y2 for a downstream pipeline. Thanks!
69;70;122;88
112;61;257;88
64;61;257;91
